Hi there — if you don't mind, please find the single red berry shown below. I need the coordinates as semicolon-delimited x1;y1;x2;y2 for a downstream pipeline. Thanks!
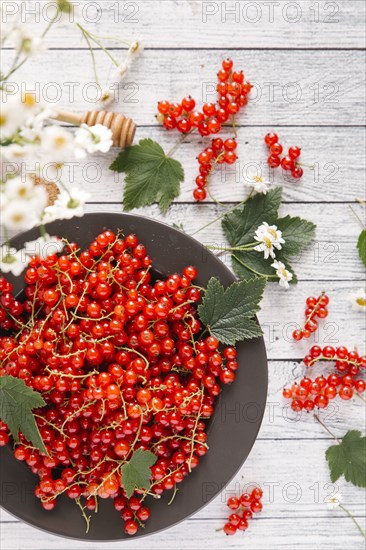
223;522;237;536
264;132;279;147
291;167;303;179
268;155;281;168
288;146;301;159
270;143;283;156
227;496;240;510
181;96;196;112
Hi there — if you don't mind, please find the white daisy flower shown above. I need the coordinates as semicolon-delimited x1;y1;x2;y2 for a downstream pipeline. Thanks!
43;187;89;222
254;222;285;259
56;0;81;23
41;125;75;164
13;26;44;55
0;143;35;162
23;234;64;260
98;89;115;107
0;94;25;140
1;201;39;231
0;246;25;276
248;175;269;195
271;260;293;289
126;39;144;62
349;288;366;312
326;492;342;510
4;176;36;201
74;123;113;155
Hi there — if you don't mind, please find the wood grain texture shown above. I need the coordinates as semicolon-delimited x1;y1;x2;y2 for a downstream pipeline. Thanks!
2;50;366;126
27;127;364;203
3;0;365;49
1;1;365;548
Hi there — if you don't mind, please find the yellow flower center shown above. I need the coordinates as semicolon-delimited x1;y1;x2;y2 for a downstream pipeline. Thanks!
11;213;25;223
22;93;37;108
0;114;7;126
54;137;67;149
356;298;366;307
263;237;273;249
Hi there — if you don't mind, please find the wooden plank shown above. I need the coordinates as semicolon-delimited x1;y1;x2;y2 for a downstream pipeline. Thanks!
2;1;365;49
23;126;363;203
1;503;365;550
2;50;365;126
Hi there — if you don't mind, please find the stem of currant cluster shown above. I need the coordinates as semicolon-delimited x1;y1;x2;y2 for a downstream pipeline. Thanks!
313;413;340;443
166;128;196;157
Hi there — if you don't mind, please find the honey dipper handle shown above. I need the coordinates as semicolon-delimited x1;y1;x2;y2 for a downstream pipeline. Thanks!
52;109;84;126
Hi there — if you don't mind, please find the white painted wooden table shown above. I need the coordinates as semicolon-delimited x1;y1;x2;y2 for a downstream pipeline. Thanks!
1;1;365;549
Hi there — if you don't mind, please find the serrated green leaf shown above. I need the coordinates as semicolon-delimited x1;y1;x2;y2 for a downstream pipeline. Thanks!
198;277;265;345
121;449;158;498
110;138;184;213
0;375;47;454
222;187;282;247
326;430;366;487
276;215;316;256
357;229;366;268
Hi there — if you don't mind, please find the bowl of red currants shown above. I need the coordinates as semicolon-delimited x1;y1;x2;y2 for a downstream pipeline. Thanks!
0;212;267;541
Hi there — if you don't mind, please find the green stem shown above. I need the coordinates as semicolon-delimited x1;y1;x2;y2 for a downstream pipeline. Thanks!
190;192;253;237
1;18;56;82
232;253;277;279
206;243;257;252
77;24;100;86
339;504;366;539
77;23;119;67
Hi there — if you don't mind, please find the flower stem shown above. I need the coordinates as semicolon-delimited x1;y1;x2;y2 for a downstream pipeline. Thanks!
339;504;366;539
313;413;340;443
190;192;253;237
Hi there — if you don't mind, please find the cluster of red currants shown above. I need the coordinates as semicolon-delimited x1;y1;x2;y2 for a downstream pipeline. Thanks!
0;231;239;535
265;132;303;179
157;58;251;200
194;137;237;201
223;487;263;536
283;345;366;412
292;294;329;341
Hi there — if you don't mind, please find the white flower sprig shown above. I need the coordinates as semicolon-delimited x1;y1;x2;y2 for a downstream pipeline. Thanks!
247;175;270;195
349;288;366;312
254;222;285;260
326;492;342;510
271;260;293;289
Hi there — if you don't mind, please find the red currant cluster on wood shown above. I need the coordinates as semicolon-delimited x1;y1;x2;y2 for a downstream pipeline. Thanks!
223;488;263;536
265;132;303;179
194;137;238;201
157;58;251;201
0;231;239;536
292;293;329;341
283;345;366;412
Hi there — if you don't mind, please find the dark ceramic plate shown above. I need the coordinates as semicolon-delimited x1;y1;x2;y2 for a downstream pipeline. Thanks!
0;212;268;541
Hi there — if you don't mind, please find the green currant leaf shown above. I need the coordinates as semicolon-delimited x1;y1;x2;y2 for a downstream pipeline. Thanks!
198;277;265;345
232;251;298;285
0;374;47;455
222;187;282;247
121;449;158;498
110;138;184;213
276;215;316;256
357;229;366;267
326;430;366;487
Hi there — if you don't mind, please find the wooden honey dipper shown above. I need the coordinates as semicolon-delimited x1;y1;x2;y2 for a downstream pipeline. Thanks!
52;109;136;149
